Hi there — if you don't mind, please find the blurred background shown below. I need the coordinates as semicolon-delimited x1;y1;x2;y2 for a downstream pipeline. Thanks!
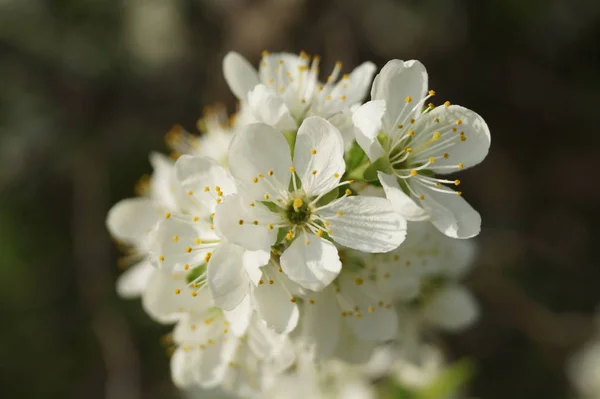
1;0;599;398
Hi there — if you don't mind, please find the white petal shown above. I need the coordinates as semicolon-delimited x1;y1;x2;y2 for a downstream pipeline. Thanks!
377;171;429;221
300;287;341;360
207;243;252;310
422;285;479;331
294;116;345;196
224;296;252;337
248;84;297;132
413;105;490;174
149;152;189;212
252;270;300;334
371;60;428;134
171;348;197;387
227;123;292;200
150;217;213;271
322;196;406;253
243;249;271;284
175;155;236;211
421;187;481;239
338;274;398;341
116;260;155;299
106;197;161;244
335;61;377;105
223;52;260;100
280;236;341;291
213;194;279;251
334;327;376;365
353;100;386;162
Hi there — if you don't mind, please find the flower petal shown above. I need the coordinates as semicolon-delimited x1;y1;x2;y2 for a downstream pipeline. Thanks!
321;196;406;253
106;197;161;244
116;260;155;299
332;61;377;105
422;285;479;331
223;51;260;100
247;84;297;132
353;100;386;162
377;171;429;221
338;274;398;341
252;268;300;334
294;116;345;196
228;123;292;200
300;287;341;360
371;60;428;134
208;243;252;310
280;236;341;291
175;155;237;211
420;187;481;239
412;105;491;174
213;194;279;251
224;295;252;337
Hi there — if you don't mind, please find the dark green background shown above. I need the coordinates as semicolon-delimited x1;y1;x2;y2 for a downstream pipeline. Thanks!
1;0;599;397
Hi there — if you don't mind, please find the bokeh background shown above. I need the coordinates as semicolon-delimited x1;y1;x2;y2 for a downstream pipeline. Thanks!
1;0;600;398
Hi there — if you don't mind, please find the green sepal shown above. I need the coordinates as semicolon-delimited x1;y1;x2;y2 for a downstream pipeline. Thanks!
186;263;207;283
315;187;339;207
259;201;282;213
364;155;392;182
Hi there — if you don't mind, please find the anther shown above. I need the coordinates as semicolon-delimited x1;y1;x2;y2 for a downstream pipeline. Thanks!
345;188;352;196
293;198;304;211
419;195;425;200
355;277;364;285
456;119;463;125
269;280;274;285
204;186;210;192
429;157;436;163
457;191;463;196
267;224;274;230
185;247;192;253
252;177;258;183
410;170;417;176
310;149;317;155
312;170;317;175
165;213;171;219
454;179;461;186
238;220;244;225
252;220;258;225
289;166;296;173
405;147;413;153
159;256;165;262
267;170;274;176
204;252;212;262
337;211;344;216
428;90;436;96
458;162;464;169
407;130;414;136
258;279;264;285
264;194;270;200
184;264;189;270
173;235;179;242
443;153;449;159
290;297;297;303
193;216;199;222
368;306;375;313
405;96;412;103
444;101;451;107
194;238;202;245
191;291;197;297
433;132;441;140
334;173;340;178
187;190;193;195
309;299;315;304
174;289;181;295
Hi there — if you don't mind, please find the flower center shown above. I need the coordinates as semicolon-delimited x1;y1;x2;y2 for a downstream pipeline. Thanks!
285;197;312;225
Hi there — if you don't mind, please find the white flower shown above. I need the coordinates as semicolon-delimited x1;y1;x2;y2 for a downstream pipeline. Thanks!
107;153;189;299
353;59;491;238
171;310;295;396
215;116;406;291
368;221;478;301
298;266;397;361
223;51;376;146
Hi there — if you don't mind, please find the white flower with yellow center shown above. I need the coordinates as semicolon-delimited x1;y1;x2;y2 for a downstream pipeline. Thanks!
214;116;406;291
353;59;491;238
223;51;375;146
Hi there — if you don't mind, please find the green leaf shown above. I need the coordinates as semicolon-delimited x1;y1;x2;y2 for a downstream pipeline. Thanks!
415;358;476;399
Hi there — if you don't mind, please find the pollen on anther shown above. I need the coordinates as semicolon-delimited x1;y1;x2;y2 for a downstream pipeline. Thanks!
456;119;463;125
267;170;274;176
204;186;210;192
184;264;189;270
355;277;364;286
405;147;413;153
443;153;449;159
193;216;199;222
454;180;461;186
267;224;274;230
340;95;346;100
204;252;212;262
345;188;352;196
457;191;463;196
419;195;425;200
159;256;165;262
252;177;258;183
397;124;404;129
368;306;375;313
165;213;171;219
410;118;415;124
185;247;192;253
194;238;202;245
444;101;451;107
289;166;296;173
258;279;264;285
316;229;324;238
407;130;414;136
309;299;315;304
269;280;274;285
173;235;179;242
410;170;417;176
238;220;244;225
312;170;317;175
337;211;344;216
264;194;270;200
191;291;197;297
174;289;181;295
290;297;297;303
460;136;467;142
428;90;436;96
252;220;258;225
429;157;436;163
405;96;412;103
433;132;441;140
249;202;255;207
310;149;317;155
458;162;464;169
334;173;340;178
187;190;193;196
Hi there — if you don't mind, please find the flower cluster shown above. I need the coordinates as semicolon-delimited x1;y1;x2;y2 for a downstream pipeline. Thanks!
107;51;490;397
